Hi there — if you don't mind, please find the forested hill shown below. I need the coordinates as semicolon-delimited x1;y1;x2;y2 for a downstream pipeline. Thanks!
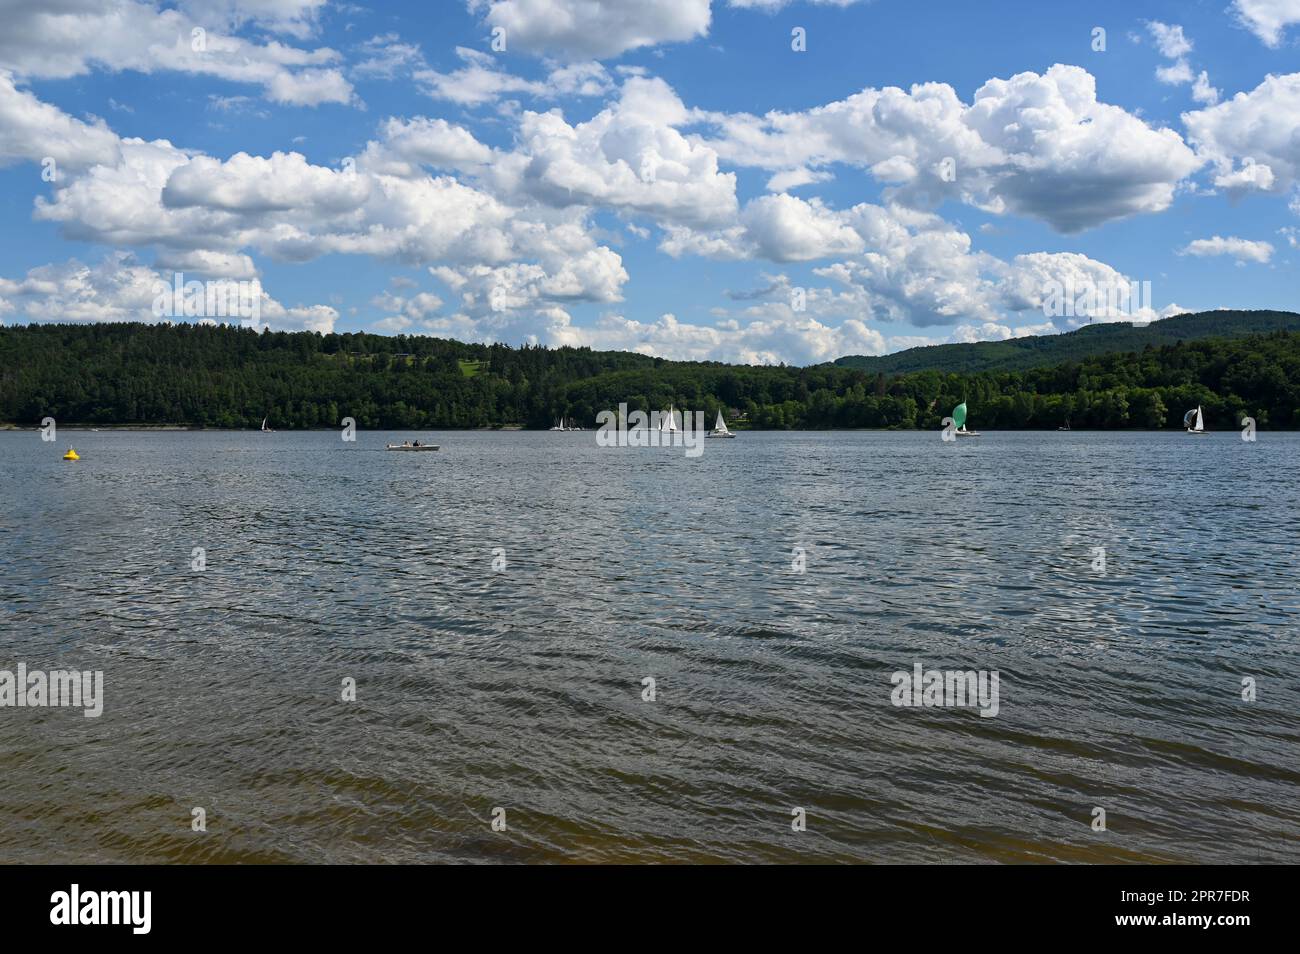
2;320;1300;430
833;310;1300;374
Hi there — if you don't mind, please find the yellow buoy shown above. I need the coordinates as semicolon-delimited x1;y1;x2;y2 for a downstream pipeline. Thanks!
63;448;80;461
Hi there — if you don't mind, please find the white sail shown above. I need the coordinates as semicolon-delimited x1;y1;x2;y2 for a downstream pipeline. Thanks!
662;406;679;432
714;410;727;432
1194;406;1203;432
261;416;268;431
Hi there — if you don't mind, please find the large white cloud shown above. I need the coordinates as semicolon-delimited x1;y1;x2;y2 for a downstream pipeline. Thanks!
429;243;629;318
997;251;1166;327
1231;0;1300;47
422;302;889;366
154;249;260;280
698;65;1201;233
699;79;993;194
35;138;223;250
30;118;623;298
24;114;632;321
469;0;712;59
180;0;329;39
663;195;903;264
0;0;353;106
163;151;372;214
1183;73;1300;197
964;68;1201;231
813;211;1004;328
0;252;337;331
660;193;1161;332
0;254;161;323
0;70;122;171
510;76;739;227
362;117;494;177
740;194;866;261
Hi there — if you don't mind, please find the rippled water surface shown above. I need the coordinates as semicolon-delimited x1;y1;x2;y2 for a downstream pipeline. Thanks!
1;429;1298;864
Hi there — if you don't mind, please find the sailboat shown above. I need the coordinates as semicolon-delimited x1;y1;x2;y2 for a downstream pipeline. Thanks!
707;410;736;439
1184;405;1207;435
260;416;274;434
952;401;980;437
549;418;567;431
659;406;680;433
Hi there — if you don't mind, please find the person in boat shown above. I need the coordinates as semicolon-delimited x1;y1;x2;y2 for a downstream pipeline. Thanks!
413;440;420;447
402;440;411;447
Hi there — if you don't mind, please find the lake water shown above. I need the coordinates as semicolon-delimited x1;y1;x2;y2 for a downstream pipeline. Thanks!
1;429;1297;864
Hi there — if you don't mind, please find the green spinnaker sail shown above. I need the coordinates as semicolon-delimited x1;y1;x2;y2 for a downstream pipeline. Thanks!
952;402;967;429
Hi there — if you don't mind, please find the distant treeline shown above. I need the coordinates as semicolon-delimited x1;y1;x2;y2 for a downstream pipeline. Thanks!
833;308;1300;374
2;321;1298;430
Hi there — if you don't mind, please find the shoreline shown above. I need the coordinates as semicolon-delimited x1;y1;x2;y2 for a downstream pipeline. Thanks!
1;423;1289;433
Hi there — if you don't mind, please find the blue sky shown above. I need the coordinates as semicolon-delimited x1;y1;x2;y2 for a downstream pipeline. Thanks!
1;0;1298;364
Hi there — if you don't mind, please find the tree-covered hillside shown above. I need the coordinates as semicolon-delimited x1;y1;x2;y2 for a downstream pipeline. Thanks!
2;321;1299;430
833;310;1300;374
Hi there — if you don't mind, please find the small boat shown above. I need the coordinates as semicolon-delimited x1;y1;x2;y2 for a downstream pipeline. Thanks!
63;448;80;461
707;410;736;439
659;406;680;432
1057;419;1071;431
260;416;274;434
548;418;567;431
386;441;439;451
1184;405;1207;435
952;401;980;437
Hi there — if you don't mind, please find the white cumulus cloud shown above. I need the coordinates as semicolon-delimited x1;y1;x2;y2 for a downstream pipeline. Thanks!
0;70;122;171
1179;235;1274;263
0;252;337;331
0;0;353;106
1184;73;1300;196
1231;0;1300;47
699;65;1200;233
469;0;712;60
